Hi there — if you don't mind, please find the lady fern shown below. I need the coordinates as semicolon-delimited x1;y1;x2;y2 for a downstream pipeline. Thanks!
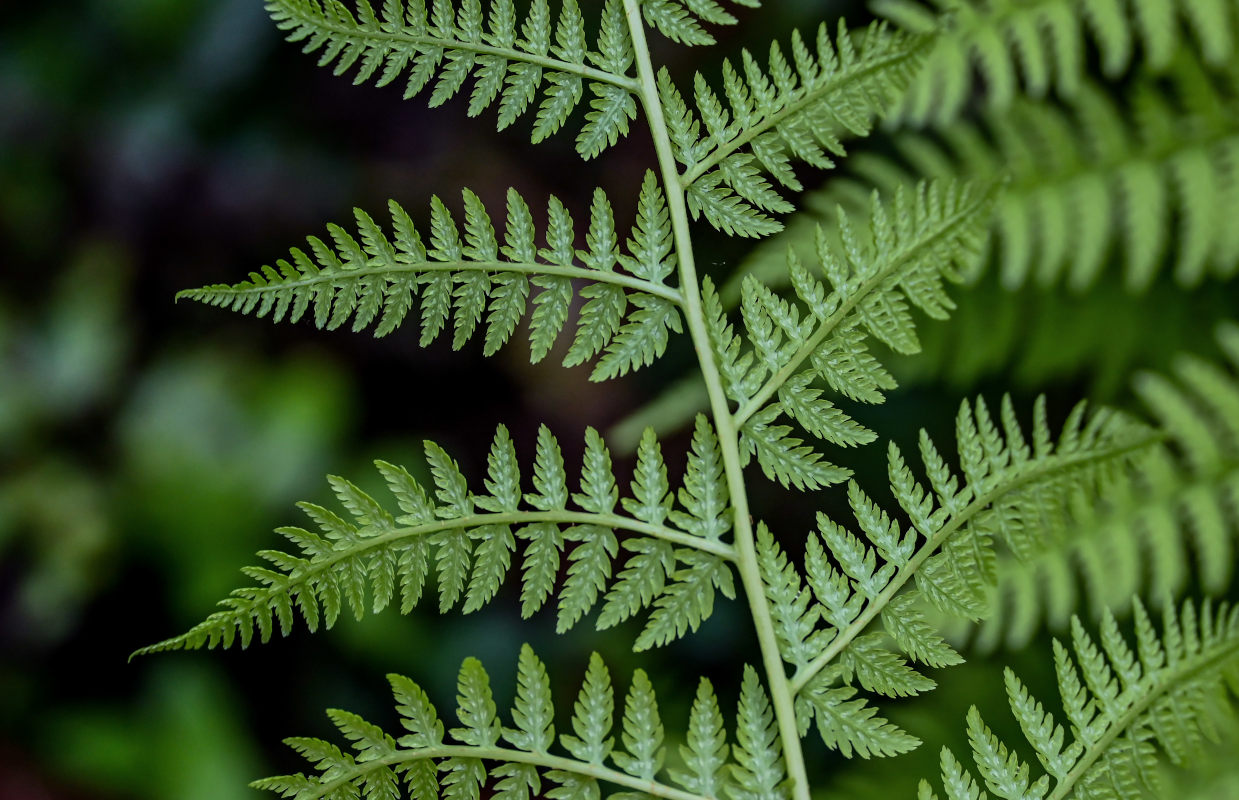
147;0;1239;799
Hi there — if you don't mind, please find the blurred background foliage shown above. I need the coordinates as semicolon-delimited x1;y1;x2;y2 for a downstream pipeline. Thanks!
3;1;1237;799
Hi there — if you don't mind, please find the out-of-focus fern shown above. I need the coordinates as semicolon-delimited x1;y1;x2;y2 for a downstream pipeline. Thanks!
876;0;1239;127
883;275;1239;401
922;599;1239;800
739;57;1239;293
179;178;683;380
136;420;736;655
963;324;1239;651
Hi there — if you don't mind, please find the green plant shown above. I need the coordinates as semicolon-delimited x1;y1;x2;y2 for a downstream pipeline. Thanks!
140;1;1239;798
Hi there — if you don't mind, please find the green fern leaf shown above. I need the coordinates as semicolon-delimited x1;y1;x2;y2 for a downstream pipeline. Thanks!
794;682;920;759
716;181;996;493
924;600;1239;800
178;185;686;378
636;549;737;651
258;649;736;800
881;592;962;669
562;652;615;764
613;669;666;780
729;665;786;800
740;403;850;491
669;414;732;542
776;372;875;448
668;21;933;237
594;295;685;380
597;537;676;630
134;423;739;657
757;524;825;670
265;0;640;149
838;632;935;698
505;644;555;753
745;395;1156;758
642;0;715;47
453;656;502;746
557;522;620;632
670;679;730;798
964;325;1239;651
623;428;674;525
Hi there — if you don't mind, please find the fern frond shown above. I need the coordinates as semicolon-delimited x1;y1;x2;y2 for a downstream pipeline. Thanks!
133;422;737;657
756;395;1156;760
745;58;1239;292
970;323;1239;651
254;646;731;800
705;180;996;491
921;599;1239;800
267;0;641;155
178;179;685;378
641;0;761;48
659;22;932;237
877;0;1239;127
729;665;786;800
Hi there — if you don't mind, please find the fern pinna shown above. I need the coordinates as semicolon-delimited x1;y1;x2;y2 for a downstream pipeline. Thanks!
148;1;1239;799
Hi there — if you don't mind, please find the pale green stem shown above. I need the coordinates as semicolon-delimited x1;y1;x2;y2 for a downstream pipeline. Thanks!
295;743;712;800
789;433;1162;695
620;4;812;800
182;260;684;305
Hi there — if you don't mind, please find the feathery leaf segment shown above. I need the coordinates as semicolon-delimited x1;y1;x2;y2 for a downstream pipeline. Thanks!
754;396;1156;762
178;181;685;380
721;180;997;492
258;647;781;800
964;324;1239;651
267;0;642;156
135;422;736;657
659;22;933;237
922;599;1239;800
